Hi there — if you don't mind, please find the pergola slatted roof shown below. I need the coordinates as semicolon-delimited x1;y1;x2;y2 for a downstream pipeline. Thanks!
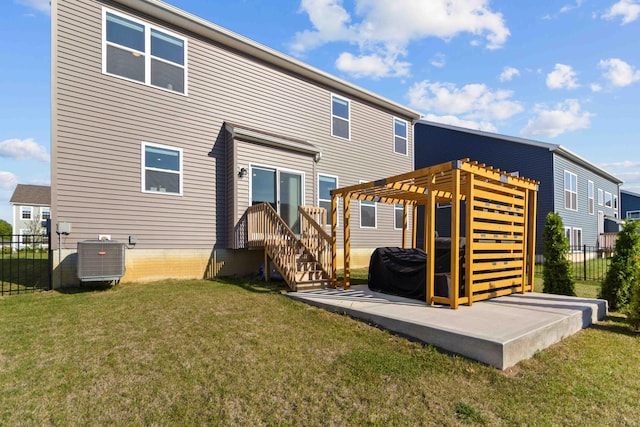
331;159;538;204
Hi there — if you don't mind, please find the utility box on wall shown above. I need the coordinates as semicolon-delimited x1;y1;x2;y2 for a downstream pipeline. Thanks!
77;240;126;282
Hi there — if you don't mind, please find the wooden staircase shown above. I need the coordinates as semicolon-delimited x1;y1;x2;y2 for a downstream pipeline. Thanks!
244;203;332;291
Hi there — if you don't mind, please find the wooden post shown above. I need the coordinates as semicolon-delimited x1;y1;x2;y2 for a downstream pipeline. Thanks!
520;190;529;294
426;186;436;306
527;188;538;292
402;203;408;248
264;250;270;282
331;195;338;288
344;194;351;290
450;168;461;309
465;173;474;305
412;204;417;249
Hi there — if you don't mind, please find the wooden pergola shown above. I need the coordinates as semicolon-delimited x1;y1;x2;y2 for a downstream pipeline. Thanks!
330;159;539;309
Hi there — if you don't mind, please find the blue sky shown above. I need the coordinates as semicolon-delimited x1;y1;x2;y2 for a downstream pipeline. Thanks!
1;0;640;224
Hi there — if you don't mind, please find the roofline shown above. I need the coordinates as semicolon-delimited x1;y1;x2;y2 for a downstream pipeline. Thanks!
621;189;640;197
417;120;624;184
112;0;421;120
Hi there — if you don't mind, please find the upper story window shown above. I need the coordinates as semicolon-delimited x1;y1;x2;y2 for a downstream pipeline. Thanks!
142;142;183;195
597;189;603;206
41;207;51;220
627;210;640;220
613;194;618;210
331;95;350;139
393;118;408;155
21;206;32;220
103;9;187;94
605;191;612;208
318;174;338;226
564;171;577;211
588;181;594;215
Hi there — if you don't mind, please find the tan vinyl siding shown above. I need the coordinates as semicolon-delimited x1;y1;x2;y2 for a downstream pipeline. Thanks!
53;0;414;251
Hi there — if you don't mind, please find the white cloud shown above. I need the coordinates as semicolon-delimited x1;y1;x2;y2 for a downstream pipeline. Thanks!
335;50;411;78
599;160;640;169
599;58;640;87
421;114;498;133
590;83;603;92
520;99;593;138
560;0;584;14
430;53;446;68
408;80;523;122
0;172;18;190
546;64;580;89
499;66;520;82
602;0;640;25
15;0;50;15
0;138;50;163
292;0;510;78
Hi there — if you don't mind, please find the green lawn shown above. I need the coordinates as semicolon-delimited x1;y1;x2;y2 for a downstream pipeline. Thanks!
1;276;638;425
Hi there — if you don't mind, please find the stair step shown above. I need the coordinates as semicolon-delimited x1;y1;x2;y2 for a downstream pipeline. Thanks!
295;280;331;291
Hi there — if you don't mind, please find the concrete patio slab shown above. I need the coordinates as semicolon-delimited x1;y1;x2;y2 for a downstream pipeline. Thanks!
287;285;607;370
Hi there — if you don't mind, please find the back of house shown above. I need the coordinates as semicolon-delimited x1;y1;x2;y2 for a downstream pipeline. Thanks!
51;0;420;286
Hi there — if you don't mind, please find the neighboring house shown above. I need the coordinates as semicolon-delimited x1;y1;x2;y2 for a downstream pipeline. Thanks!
9;184;51;244
414;121;623;255
52;0;420;286
621;189;640;221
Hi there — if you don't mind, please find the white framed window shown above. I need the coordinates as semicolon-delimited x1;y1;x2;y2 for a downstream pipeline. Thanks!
598;188;603;206
19;229;29;244
627;210;640;220
21;206;32;220
142;142;183;195
41;207;51;220
359;180;376;228
564;226;582;251
605;191;612;208
393;118;408;155
564;170;577;211
587;181;594;215
394;204;404;230
318;174;338;226
572;228;582;250
613;194;618;210
103;8;187;94
331;94;350;139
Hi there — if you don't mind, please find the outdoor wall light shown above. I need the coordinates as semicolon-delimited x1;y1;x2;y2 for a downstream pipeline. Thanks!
238;167;248;178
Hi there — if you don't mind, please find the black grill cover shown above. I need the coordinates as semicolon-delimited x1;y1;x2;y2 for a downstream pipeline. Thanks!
368;245;465;301
368;247;428;300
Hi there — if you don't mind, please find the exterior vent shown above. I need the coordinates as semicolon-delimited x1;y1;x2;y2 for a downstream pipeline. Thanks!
77;240;125;282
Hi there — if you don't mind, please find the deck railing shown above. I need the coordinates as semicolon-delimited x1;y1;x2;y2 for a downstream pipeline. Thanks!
246;203;302;288
299;206;332;277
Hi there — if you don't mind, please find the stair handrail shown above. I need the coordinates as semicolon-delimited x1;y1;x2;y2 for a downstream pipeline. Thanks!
246;203;303;289
298;206;332;279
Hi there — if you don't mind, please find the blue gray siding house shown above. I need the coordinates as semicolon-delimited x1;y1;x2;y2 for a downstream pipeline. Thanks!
621;190;640;220
414;121;623;254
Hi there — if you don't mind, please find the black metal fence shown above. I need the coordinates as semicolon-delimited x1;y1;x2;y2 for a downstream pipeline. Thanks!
1;229;52;296
536;244;614;283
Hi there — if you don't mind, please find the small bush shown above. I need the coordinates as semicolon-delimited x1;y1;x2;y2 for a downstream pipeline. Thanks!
542;212;575;296
600;220;640;312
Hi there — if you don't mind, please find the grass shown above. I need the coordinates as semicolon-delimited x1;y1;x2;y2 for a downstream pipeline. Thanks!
1;276;639;425
0;251;50;295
